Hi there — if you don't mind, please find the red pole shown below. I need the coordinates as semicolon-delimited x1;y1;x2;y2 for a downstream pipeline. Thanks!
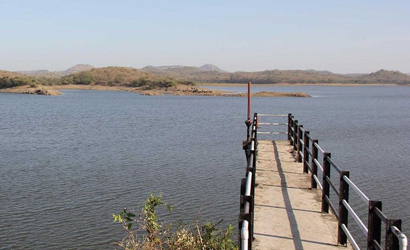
247;82;251;120
245;82;252;140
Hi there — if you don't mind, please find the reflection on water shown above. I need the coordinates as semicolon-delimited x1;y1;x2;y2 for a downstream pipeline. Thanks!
1;85;409;249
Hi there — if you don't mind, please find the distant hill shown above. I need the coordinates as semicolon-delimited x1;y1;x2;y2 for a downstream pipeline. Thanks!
304;69;334;75
141;66;410;84
0;70;26;78
345;73;367;77
58;66;194;88
60;67;157;85
356;69;410;84
142;64;226;72
17;70;50;76
198;64;226;72
141;64;229;82
63;64;94;75
16;64;94;77
4;64;410;85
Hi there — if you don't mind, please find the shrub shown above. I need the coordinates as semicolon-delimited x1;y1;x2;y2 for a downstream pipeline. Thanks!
177;80;196;86
113;192;238;250
0;76;31;89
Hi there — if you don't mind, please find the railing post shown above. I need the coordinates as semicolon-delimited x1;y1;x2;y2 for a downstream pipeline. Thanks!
287;113;292;141
239;178;246;249
297;125;303;162
250;113;258;247
246;121;251;141
338;171;350;245
290;116;295;145
293;120;298;151
385;219;402;250
368;200;382;250
322;152;331;213
311;140;319;189
303;131;310;173
243;139;251;171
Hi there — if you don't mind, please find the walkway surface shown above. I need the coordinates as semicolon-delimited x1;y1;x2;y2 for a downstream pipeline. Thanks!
253;140;350;250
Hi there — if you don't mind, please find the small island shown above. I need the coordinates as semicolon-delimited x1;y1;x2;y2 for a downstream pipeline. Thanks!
0;84;311;97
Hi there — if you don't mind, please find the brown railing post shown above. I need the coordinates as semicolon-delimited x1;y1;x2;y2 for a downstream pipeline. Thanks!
322;152;331;213
297;125;303;162
385;219;401;250
293;120;298;151
303;131;310;173
368;200;382;249
246;122;251;141
311;140;319;189
338;171;350;245
287;113;292;141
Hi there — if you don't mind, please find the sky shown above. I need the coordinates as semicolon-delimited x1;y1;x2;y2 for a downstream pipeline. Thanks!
0;0;409;73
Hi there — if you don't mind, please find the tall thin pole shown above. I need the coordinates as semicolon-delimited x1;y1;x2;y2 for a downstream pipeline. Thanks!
246;82;252;140
247;82;251;120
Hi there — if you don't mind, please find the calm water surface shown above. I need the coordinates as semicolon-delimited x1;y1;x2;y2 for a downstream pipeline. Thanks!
1;85;409;249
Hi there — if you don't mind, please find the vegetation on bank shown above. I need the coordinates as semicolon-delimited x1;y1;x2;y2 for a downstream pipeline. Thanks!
0;67;195;90
2;66;410;92
0;76;35;89
141;67;410;85
113;192;237;250
58;67;195;89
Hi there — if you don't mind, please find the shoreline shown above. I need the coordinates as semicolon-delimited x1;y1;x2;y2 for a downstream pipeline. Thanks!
199;82;402;87
0;84;312;97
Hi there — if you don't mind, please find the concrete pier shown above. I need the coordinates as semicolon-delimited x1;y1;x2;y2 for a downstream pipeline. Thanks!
253;140;350;250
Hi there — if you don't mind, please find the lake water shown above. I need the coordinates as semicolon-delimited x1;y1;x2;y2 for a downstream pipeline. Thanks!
1;85;409;249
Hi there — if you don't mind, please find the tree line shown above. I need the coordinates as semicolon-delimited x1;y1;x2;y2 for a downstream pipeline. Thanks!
2;67;410;90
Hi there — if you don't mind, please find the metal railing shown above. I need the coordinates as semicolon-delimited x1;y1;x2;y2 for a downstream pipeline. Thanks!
239;113;407;250
286;113;407;250
239;115;258;250
239;113;290;250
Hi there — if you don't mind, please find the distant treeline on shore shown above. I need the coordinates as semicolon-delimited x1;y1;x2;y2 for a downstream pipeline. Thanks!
1;64;410;90
141;66;410;85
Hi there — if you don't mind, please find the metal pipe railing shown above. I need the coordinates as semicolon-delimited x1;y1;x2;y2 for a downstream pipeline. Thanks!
258;122;287;126
241;113;407;250
343;175;370;205
258;113;288;117
314;159;323;172
391;226;408;250
313;175;323;190
342;199;368;235
341;224;361;250
284;114;407;250
257;131;287;135
314;142;325;153
239;113;260;250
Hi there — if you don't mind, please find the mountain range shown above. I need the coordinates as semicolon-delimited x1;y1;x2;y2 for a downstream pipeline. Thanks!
17;64;95;77
2;64;410;85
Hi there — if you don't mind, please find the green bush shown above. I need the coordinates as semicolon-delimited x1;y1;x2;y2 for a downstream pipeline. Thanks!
0;76;31;89
129;78;152;87
113;192;238;250
73;72;94;85
177;80;196;86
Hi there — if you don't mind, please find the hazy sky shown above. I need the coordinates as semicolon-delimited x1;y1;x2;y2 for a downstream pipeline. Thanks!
1;0;409;73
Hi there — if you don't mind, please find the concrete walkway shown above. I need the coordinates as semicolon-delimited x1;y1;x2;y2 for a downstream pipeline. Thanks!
253;140;350;250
